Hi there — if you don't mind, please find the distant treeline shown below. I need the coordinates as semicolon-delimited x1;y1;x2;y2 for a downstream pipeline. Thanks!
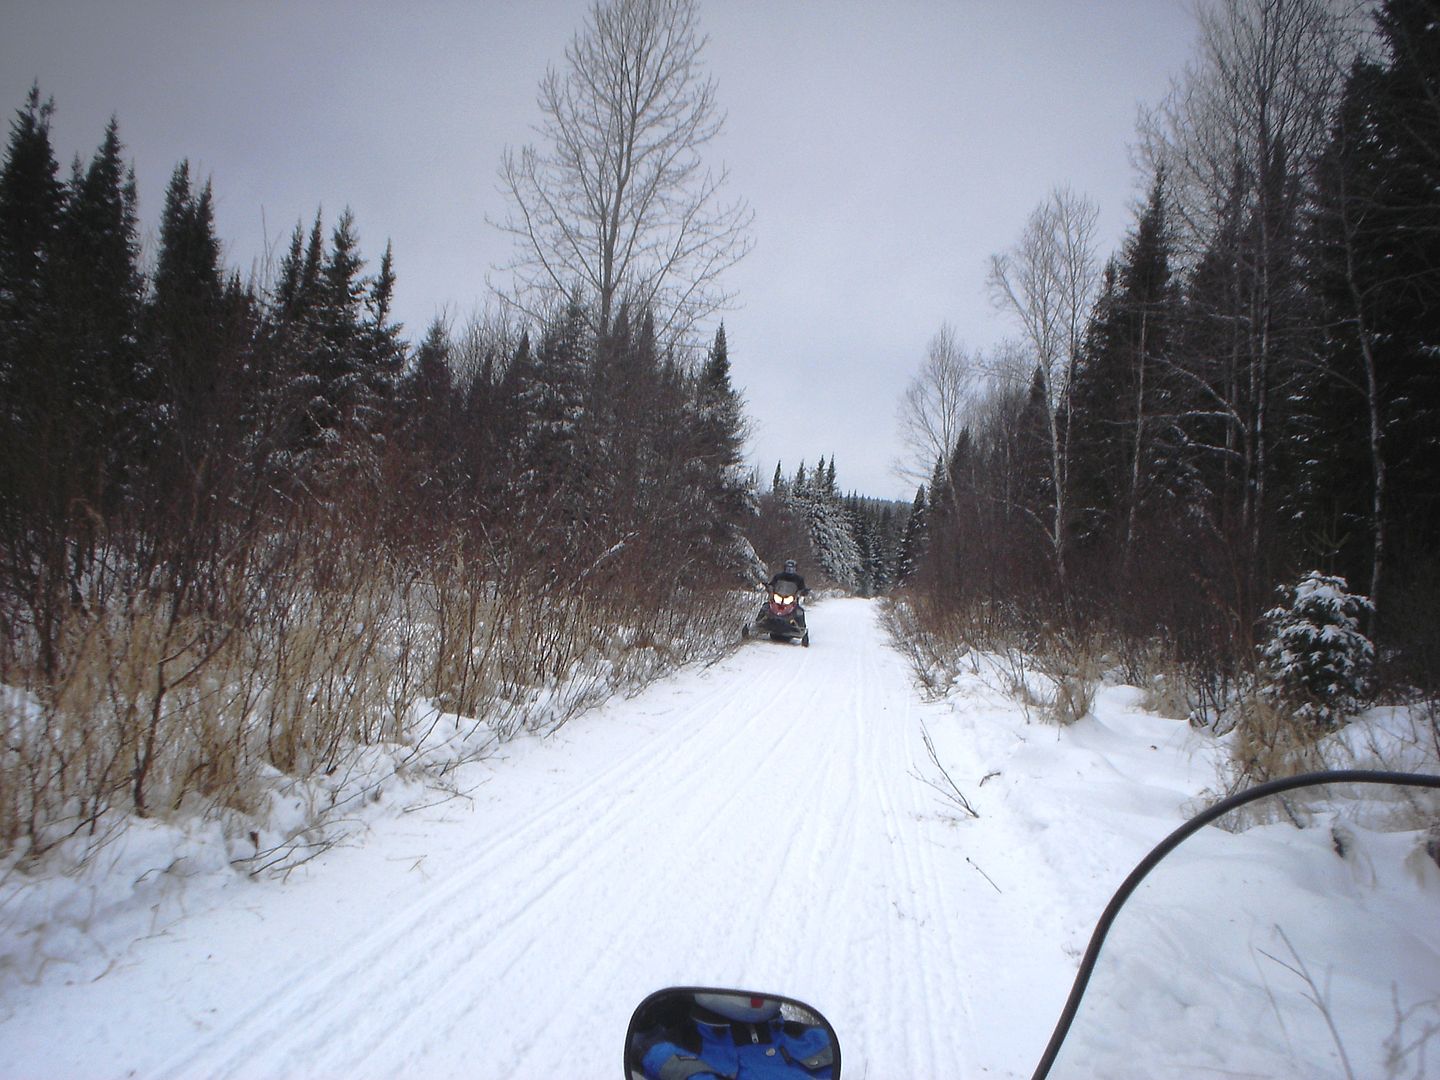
750;457;912;598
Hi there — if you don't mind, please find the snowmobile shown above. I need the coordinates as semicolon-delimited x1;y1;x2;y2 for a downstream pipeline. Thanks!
742;582;809;647
623;769;1440;1080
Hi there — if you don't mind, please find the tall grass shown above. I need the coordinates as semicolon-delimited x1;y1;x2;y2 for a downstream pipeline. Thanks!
0;525;746;865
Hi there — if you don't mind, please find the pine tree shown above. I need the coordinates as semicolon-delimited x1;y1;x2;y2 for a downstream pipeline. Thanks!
1307;0;1440;653
363;240;405;409
0;85;64;469
1067;171;1179;572
267;208;398;487
689;322;755;576
1259;571;1374;732
897;484;927;584
397;317;454;450
512;299;592;568
48;117;146;507
780;454;861;588
0;86;69;672
148;162;226;472
388;317;459;543
0;86;62;346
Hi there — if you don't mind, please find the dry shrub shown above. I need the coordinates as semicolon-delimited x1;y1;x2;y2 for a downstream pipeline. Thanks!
1137;651;1193;721
0;537;427;860
880;594;978;698
883;593;1101;724
1;513;750;864
247;559;415;774
420;546;746;737
1230;694;1332;788
1030;625;1104;726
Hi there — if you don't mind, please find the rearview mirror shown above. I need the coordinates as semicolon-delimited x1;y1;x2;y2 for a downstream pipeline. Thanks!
625;986;840;1078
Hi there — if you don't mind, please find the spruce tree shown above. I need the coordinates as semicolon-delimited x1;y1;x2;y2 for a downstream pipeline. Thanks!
1067;171;1179;571
690;322;754;575
149;162;226;471
48;117;146;508
0;86;63;345
513;299;592;567
0;86;67;669
1307;0;1440;654
0;85;64;477
897;484;927;584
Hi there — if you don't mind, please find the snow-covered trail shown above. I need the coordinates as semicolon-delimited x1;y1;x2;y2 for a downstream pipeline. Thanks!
7;598;1437;1078
3;598;1087;1077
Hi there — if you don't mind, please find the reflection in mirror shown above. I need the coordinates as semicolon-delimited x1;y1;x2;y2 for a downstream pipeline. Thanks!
626;986;840;1078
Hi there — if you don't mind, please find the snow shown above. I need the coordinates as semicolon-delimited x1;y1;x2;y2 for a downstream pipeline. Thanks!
1;599;1436;1077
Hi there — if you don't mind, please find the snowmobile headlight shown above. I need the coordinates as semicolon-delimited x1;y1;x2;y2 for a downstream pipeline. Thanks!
773;593;788;605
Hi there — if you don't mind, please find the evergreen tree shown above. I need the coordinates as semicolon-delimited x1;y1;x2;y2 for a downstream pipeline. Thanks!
0;86;69;672
1067;171;1180;573
0;85;62;348
397;317;455;451
1259;572;1375;733
267;208;398;487
48;117;146;507
0;85;64;481
512;299;592;568
362;240;405;411
1307;0;1440;661
780;454;861;588
897;484;927;584
689;322;755;575
148;162;226;472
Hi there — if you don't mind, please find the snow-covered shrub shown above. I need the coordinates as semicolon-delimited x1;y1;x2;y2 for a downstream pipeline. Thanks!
1258;571;1374;734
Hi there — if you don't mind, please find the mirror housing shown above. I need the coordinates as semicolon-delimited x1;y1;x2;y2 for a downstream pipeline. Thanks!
625;986;840;1078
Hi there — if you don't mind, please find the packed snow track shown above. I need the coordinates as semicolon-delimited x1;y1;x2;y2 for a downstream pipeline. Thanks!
4;597;1320;1077
5;600;1071;1076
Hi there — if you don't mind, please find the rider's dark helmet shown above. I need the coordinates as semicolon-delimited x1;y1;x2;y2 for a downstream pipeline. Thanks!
784;560;797;574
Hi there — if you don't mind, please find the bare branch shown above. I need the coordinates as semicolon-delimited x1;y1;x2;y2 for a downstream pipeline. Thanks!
493;0;753;347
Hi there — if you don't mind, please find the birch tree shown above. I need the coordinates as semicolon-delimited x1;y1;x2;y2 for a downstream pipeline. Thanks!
496;0;753;345
1309;0;1440;633
987;186;1101;594
1140;0;1355;573
895;323;980;486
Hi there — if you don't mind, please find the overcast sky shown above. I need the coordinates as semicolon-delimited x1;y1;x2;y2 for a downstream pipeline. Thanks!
2;0;1201;500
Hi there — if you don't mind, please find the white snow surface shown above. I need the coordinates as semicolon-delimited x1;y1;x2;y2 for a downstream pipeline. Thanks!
2;598;1438;1077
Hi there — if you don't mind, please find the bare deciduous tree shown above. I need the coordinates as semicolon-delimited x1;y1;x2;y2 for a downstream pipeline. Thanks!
495;0;753;345
1141;0;1355;265
987;186;1101;593
895;323;982;486
1138;0;1357;572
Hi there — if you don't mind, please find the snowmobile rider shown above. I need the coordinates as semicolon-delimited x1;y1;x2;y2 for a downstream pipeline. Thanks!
632;992;836;1079
767;560;809;598
766;560;809;628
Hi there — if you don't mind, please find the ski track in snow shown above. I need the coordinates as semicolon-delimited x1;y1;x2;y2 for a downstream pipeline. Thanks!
7;598;1429;1078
